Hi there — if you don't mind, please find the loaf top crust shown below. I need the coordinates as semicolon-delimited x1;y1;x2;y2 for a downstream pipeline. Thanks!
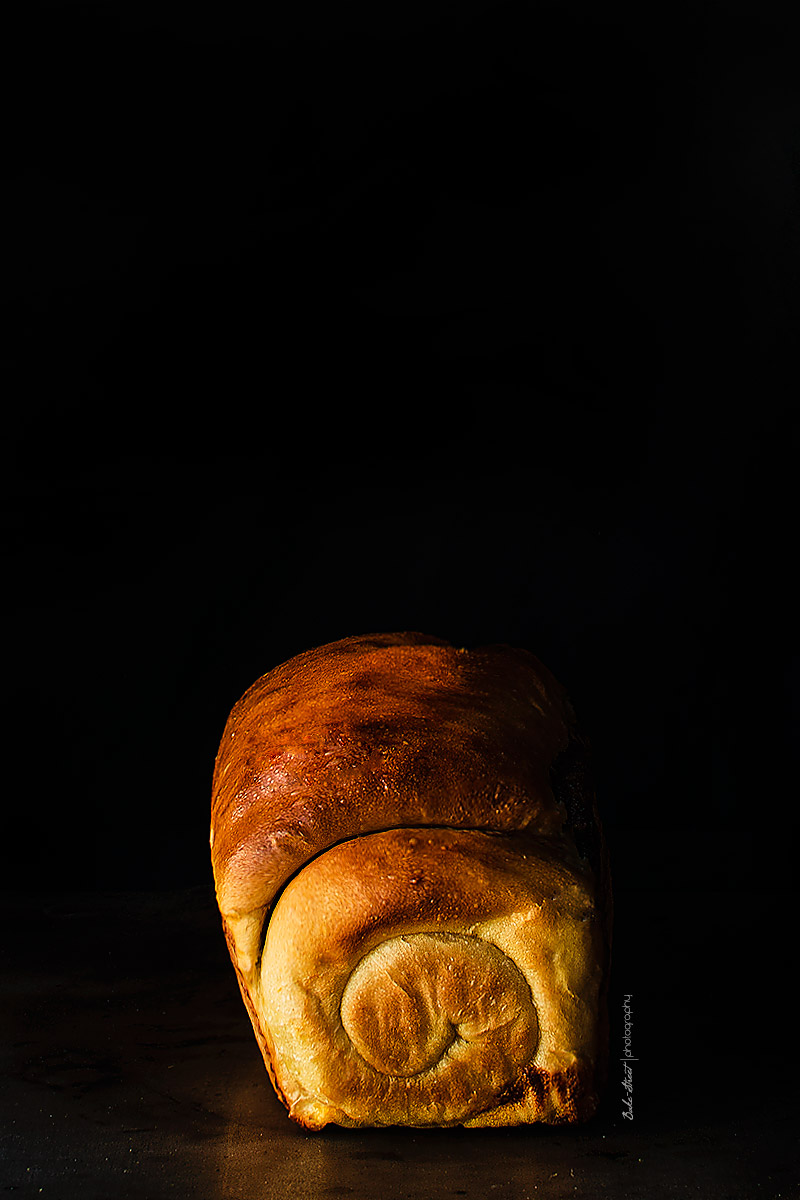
210;632;581;946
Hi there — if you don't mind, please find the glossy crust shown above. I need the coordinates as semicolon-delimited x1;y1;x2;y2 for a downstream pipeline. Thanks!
210;632;611;1129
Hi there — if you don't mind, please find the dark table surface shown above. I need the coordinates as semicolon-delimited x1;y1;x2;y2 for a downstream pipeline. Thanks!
3;883;797;1200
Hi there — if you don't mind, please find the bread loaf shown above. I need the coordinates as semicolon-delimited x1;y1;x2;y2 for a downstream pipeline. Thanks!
210;632;611;1129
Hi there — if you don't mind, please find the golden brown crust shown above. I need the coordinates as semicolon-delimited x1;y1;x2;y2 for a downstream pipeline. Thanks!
211;633;574;924
257;827;604;1129
209;632;611;1129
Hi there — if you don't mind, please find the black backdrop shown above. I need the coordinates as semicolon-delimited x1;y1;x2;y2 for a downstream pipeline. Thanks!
5;1;796;895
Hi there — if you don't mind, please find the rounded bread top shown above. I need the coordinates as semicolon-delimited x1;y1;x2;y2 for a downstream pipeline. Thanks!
211;632;575;920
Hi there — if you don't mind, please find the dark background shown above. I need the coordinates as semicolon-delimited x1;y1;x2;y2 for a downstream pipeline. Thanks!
5;0;797;895
3;6;799;1194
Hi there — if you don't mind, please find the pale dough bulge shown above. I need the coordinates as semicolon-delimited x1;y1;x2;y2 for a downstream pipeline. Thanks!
340;932;537;1078
210;632;612;1129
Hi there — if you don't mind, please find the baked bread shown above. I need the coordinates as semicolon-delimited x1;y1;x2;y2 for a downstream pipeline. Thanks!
210;632;611;1129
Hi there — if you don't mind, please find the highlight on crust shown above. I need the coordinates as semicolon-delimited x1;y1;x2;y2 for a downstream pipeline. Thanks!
210;632;612;1130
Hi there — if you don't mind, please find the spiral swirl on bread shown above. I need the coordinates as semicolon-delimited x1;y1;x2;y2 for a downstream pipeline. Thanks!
210;633;611;1129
